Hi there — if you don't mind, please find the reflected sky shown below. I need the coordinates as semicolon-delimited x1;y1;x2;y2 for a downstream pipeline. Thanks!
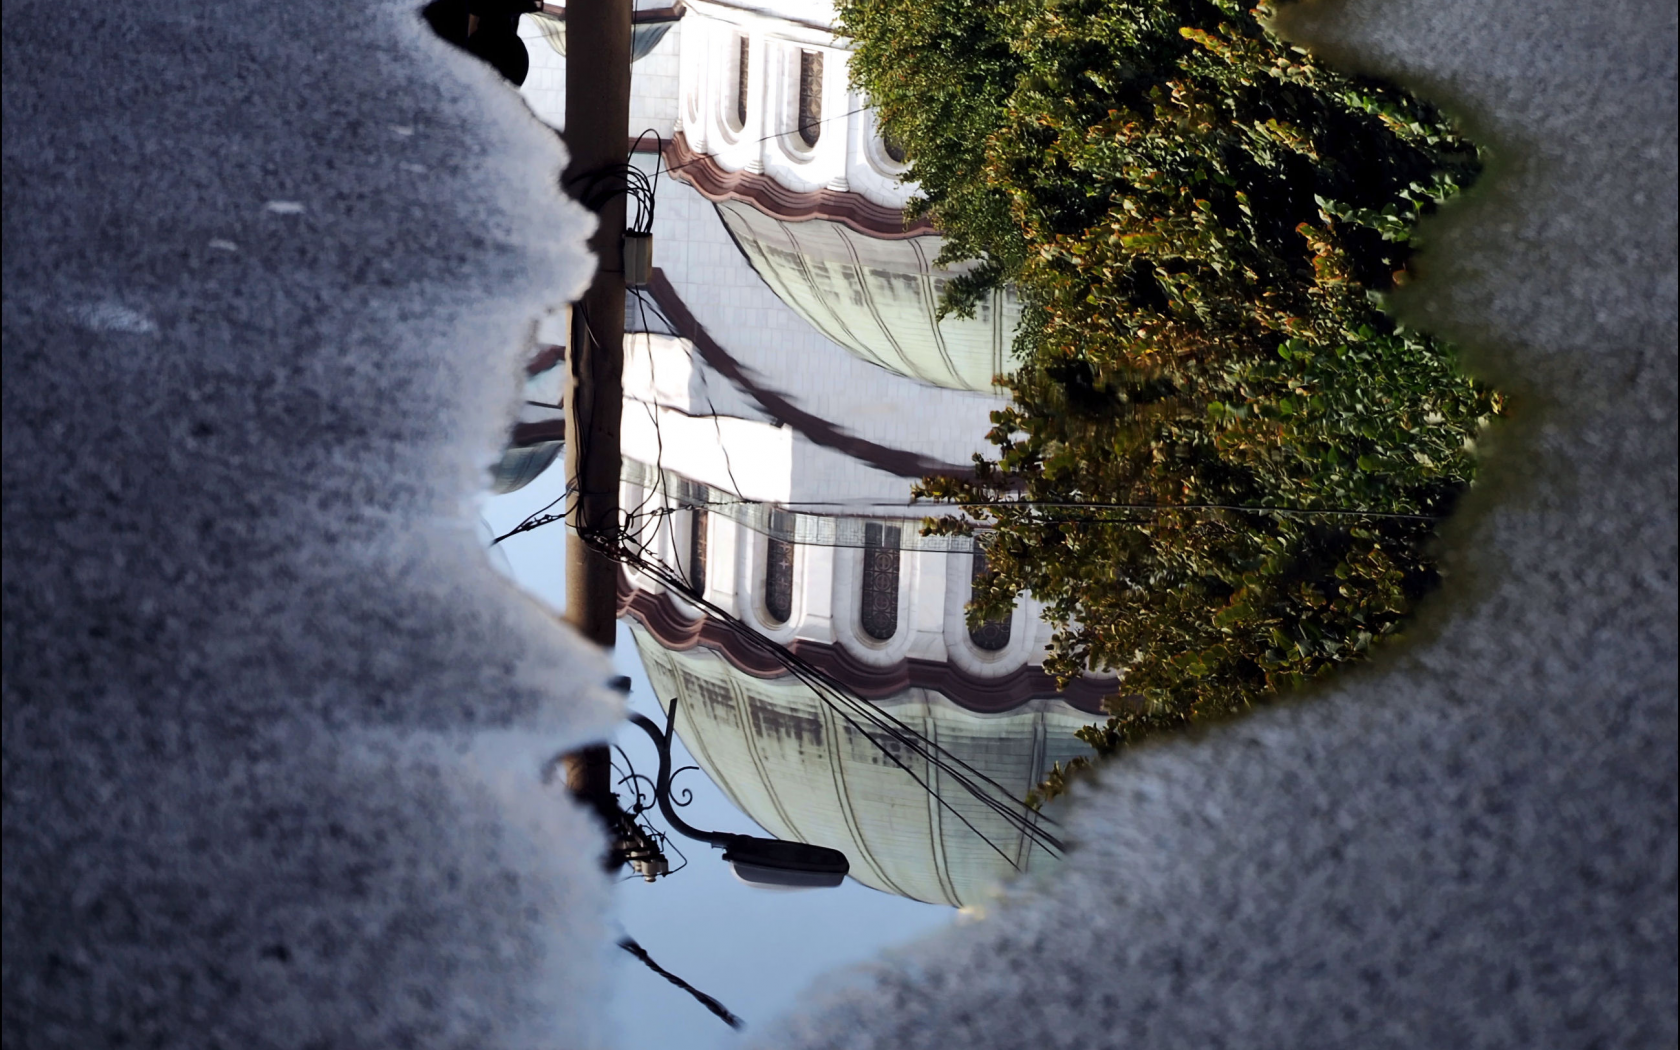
483;473;957;1049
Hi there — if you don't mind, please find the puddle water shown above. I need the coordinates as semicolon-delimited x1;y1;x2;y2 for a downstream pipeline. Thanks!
446;1;1500;1043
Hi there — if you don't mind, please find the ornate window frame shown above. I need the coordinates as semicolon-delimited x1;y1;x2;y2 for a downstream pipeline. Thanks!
966;549;1013;652
858;521;902;642
715;30;750;142
794;48;824;148
860;107;910;179
761;511;797;626
771;40;821;163
940;547;1034;675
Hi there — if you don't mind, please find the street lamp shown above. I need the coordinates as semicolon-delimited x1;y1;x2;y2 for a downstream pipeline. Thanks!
626;696;851;890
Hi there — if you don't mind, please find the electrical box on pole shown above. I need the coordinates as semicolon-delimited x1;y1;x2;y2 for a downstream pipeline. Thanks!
623;231;653;288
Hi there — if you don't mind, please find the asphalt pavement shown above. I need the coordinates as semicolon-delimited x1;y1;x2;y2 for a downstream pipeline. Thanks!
2;0;1674;1048
3;2;620;1047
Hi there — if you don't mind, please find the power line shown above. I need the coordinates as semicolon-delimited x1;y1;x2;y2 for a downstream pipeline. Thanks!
604;530;1065;866
662;493;1445;523
654;105;874;179
617;935;744;1030
515;56;1058;871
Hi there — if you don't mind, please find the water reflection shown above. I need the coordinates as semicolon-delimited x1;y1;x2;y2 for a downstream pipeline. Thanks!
600;233;1106;903
449;0;1496;1040
480;60;1106;904
711;198;1021;392
477;0;1485;907
618;482;1107;905
598;134;1108;901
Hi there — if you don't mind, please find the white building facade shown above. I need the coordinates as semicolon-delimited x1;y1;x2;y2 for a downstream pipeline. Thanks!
505;0;1115;904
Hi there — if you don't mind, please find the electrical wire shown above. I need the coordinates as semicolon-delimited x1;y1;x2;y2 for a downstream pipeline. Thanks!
655;105;873;179
502;288;1335;866
617;935;744;1030
611;288;1441;527
498;382;1066;870
519;95;1068;865
601;528;1066;865
546;303;1067;867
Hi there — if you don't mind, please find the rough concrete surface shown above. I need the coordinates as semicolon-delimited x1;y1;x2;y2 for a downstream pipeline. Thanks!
2;1;620;1047
2;0;1674;1048
768;0;1679;1047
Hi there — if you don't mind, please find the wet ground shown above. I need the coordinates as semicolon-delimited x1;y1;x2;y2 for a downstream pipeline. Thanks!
3;1;1674;1048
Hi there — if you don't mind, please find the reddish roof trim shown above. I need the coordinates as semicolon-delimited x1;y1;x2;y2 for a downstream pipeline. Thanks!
618;571;1113;715
663;132;934;240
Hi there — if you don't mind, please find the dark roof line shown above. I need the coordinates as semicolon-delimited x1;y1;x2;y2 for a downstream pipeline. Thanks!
644;268;967;479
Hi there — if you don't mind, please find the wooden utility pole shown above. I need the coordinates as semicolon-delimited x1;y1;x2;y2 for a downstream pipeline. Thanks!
562;0;633;803
563;0;632;650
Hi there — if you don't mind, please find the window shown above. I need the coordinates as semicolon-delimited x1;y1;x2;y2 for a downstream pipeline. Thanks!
686;504;708;598
882;131;906;164
765;539;794;624
735;36;749;129
797;50;823;147
764;510;795;625
860;522;900;641
968;549;1012;652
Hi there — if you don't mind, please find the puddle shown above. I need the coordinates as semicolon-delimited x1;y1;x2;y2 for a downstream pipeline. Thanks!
445;1;1499;1043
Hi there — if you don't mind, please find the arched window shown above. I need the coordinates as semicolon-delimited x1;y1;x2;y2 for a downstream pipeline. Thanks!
860;522;900;641
734;35;749;130
686;503;708;597
968;548;1012;651
796;50;823;147
764;510;795;624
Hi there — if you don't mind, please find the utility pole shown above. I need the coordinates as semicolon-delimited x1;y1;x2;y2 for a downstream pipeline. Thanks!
561;0;632;808
563;0;632;647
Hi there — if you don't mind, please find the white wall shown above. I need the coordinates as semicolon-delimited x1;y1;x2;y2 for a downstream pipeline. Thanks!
516;14;683;138
623;495;1073;680
642;160;1005;475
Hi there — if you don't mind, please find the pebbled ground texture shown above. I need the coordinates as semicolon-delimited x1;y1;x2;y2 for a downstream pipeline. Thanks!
2;2;619;1048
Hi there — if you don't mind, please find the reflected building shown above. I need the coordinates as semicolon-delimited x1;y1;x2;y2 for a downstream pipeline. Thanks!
611;320;1116;904
617;465;1113;906
669;0;1021;392
509;0;1113;905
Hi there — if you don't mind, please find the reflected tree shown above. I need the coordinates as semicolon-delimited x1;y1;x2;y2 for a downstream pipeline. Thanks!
844;0;1502;795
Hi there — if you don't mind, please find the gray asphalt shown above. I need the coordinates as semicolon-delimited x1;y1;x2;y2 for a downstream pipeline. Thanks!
3;2;621;1047
770;0;1680;1047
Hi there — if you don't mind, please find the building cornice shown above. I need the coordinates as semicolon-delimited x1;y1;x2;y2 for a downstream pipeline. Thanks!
618;571;1113;714
664;131;933;239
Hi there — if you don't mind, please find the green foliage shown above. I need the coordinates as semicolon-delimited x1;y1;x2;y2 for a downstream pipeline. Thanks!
842;0;1501;799
838;0;1028;312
